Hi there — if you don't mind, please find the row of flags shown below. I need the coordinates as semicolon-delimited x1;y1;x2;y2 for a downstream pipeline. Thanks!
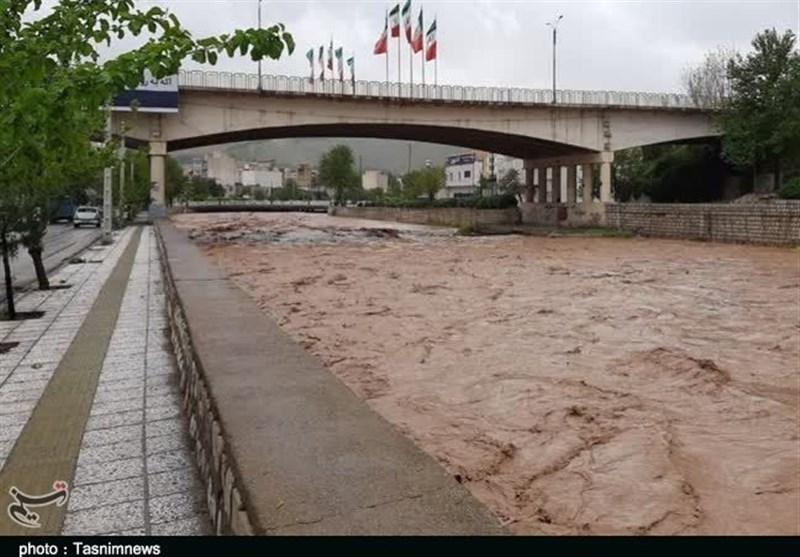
374;1;438;85
305;40;355;85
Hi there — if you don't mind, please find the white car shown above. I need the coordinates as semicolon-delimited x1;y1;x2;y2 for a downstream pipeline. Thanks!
73;206;102;228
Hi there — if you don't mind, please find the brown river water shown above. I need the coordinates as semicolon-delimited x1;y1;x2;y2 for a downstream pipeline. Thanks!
174;212;799;535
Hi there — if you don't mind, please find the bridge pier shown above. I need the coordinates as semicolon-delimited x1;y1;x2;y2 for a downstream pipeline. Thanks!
600;160;612;203
566;166;578;204
149;141;167;219
524;164;535;203
582;163;595;203
551;167;562;203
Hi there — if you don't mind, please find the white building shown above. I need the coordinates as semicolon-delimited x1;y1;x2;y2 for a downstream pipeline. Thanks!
240;163;283;190
205;151;238;190
362;170;389;191
441;152;488;198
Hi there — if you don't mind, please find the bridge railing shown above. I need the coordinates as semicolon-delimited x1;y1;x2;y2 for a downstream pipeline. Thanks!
178;70;699;109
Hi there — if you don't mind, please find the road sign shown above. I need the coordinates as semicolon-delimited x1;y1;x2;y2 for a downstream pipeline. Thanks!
112;70;178;113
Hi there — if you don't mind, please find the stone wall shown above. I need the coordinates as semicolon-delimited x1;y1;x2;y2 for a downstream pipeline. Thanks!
331;206;520;227
154;227;255;536
606;202;800;246
519;202;606;227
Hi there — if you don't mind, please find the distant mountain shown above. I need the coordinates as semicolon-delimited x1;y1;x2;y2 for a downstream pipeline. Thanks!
173;138;465;175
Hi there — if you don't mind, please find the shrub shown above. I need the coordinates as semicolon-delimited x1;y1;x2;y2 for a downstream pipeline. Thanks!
778;177;800;199
376;194;518;210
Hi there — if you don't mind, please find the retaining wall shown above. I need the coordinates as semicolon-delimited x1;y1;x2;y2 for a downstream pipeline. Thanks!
606;202;800;246
330;206;520;227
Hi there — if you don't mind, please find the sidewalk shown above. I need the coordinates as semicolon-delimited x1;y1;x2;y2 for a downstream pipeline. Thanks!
0;226;209;535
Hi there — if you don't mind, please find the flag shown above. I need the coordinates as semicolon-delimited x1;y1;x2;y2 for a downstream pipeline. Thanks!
318;45;325;80
411;8;424;53
374;14;388;54
401;0;412;43
347;55;355;86
306;48;315;80
389;4;400;37
425;19;437;61
335;46;343;81
327;39;333;70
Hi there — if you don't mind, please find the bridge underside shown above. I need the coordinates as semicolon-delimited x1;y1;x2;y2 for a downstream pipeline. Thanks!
164;124;597;160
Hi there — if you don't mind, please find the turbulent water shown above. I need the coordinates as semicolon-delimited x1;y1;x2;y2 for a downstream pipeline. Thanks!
176;212;800;535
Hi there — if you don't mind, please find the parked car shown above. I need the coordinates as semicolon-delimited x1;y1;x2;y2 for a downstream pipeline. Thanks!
50;199;77;223
73;206;102;228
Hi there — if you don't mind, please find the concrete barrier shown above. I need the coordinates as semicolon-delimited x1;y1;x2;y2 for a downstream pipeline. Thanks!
154;220;505;535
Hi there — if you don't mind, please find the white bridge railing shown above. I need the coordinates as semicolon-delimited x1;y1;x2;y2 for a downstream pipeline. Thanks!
178;70;699;110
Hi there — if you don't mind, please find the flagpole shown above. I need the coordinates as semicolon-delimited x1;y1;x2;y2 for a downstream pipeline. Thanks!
397;25;401;93
385;11;389;86
435;15;439;88
421;10;425;90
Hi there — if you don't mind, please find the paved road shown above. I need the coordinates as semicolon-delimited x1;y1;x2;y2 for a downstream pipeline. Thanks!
2;224;100;303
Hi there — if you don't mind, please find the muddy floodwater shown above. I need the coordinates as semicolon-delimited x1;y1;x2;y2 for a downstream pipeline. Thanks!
174;212;800;535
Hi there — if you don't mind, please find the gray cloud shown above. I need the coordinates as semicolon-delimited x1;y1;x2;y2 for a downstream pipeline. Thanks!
135;0;799;93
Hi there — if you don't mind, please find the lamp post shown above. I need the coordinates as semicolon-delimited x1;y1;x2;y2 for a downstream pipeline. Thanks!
546;14;563;104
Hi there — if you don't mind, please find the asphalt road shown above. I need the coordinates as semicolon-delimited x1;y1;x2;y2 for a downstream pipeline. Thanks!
1;223;101;304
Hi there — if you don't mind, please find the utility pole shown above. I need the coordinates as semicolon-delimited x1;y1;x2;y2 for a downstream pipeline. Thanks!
102;109;113;244
547;15;563;104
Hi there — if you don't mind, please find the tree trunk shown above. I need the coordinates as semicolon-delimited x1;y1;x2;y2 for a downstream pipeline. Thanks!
1;227;15;320
28;247;49;290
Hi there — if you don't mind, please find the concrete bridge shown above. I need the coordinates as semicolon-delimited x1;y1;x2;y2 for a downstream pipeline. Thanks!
116;71;717;217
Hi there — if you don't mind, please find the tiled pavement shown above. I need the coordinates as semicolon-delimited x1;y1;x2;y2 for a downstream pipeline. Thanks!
1;226;210;535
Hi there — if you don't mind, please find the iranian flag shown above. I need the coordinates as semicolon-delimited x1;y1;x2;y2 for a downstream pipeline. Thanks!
335;46;343;81
306;48;315;81
374;14;388;55
327;39;333;70
425;19;437;61
389;4;400;37
401;0;412;42
411;8;424;53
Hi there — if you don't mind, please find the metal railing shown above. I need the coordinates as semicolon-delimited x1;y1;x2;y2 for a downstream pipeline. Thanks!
178;70;699;110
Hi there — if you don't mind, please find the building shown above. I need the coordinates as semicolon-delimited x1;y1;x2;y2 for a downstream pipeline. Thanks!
239;162;283;191
295;163;315;189
205;151;238;192
441;152;489;198
362;170;389;191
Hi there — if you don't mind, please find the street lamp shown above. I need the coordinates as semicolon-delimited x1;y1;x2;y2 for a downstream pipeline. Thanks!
546;14;563;104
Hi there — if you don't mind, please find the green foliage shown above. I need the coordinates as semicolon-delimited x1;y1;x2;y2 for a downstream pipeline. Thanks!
498;168;523;202
378;193;518;210
613;145;727;203
401;166;445;200
613;148;654;202
777;177;800;199
1;0;293;309
165;156;188;205
718;29;800;184
318;145;358;204
186;176;225;200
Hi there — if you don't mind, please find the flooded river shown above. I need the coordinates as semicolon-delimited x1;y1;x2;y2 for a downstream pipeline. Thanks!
175;212;799;535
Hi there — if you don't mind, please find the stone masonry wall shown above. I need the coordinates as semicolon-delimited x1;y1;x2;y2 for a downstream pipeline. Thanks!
154;227;255;536
606;202;800;246
331;206;520;227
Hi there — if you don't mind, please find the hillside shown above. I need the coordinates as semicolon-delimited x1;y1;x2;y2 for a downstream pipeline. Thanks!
173;138;464;175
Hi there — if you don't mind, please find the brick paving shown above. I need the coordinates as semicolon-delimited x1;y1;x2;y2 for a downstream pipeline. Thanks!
0;226;209;536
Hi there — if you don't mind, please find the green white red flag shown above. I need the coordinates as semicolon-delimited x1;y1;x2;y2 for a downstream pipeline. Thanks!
425;19;437;61
401;0;412;42
374;13;388;54
318;45;325;80
411;8;424;53
306;48;314;81
389;4;400;37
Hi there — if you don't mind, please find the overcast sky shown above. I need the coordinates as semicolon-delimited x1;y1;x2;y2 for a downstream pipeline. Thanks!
112;0;799;93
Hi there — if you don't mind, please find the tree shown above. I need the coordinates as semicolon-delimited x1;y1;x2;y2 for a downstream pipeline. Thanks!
318;145;358;204
683;46;737;110
717;29;800;187
1;0;293;318
498;168;524;203
165;156;188;206
402;166;445;200
612;148;654;202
